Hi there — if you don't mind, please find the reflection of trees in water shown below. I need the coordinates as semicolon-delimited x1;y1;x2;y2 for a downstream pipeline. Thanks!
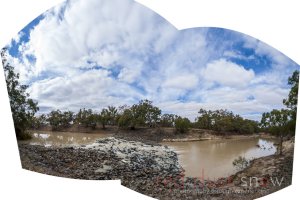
30;131;111;146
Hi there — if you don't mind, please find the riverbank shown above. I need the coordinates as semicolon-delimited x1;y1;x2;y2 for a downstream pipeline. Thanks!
32;126;276;144
114;128;276;143
18;136;294;199
218;138;294;199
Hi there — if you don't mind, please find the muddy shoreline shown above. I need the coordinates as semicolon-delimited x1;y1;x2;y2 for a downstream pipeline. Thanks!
18;135;293;199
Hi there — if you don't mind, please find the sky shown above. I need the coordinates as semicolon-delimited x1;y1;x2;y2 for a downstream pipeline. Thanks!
3;0;299;121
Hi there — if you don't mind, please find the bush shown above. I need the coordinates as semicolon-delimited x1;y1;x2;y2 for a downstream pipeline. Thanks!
175;117;191;134
232;156;250;171
117;109;134;129
17;131;32;140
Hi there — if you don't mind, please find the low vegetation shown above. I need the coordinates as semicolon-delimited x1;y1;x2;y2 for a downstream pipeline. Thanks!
232;156;251;171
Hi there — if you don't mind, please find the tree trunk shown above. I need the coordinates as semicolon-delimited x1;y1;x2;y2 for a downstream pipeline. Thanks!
279;134;283;155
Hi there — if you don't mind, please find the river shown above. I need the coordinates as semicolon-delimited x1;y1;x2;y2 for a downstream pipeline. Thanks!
163;138;277;180
25;131;276;180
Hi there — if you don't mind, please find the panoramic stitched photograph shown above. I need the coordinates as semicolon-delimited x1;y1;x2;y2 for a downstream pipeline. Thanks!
1;0;299;199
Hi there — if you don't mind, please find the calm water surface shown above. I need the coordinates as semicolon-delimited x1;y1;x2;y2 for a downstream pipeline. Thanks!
163;138;277;180
25;131;112;147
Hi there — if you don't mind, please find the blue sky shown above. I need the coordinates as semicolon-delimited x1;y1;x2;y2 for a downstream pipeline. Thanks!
4;0;299;121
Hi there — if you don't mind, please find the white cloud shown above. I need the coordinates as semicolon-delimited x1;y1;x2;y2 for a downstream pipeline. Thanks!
202;59;255;87
4;0;298;122
118;64;143;84
12;31;24;44
223;50;255;60
16;0;178;80
163;74;198;90
28;69;145;112
242;35;293;68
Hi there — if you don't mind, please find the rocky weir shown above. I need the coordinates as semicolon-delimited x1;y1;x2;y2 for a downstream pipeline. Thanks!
19;137;186;198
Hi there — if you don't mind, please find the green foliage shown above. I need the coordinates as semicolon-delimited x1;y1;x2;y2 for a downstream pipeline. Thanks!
260;109;291;133
117;100;161;129
175;117;191;134
196;109;259;134
117;107;135;129
47;110;74;131
31;114;47;129
283;70;299;131
160;114;177;127
18;131;32;140
260;70;298;155
1;48;39;139
99;108;109;129
232;156;250;171
107;106;118;125
75;108;96;129
260;109;292;155
196;108;214;129
98;106;119;129
132;99;161;127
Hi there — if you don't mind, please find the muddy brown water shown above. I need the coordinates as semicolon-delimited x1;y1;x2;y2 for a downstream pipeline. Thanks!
24;131;112;147
163;138;277;180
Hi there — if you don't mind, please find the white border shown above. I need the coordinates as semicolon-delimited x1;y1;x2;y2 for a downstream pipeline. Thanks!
0;0;299;199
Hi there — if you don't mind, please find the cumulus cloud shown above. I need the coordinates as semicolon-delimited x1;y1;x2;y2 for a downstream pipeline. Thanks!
5;0;299;121
163;74;199;90
202;59;255;87
28;69;145;112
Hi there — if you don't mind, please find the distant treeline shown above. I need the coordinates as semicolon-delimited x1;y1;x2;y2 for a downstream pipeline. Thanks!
2;48;298;140
31;99;260;134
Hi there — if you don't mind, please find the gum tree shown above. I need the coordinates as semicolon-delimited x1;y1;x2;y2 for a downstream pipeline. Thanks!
261;109;291;155
260;70;299;155
1;48;39;139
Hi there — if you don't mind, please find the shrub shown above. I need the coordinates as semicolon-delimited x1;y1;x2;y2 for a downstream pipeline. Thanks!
175;117;191;134
232;156;250;171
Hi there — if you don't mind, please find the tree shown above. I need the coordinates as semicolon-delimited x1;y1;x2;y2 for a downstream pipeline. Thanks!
260;109;291;155
117;107;135;129
75;108;96;129
107;106;118;125
283;70;299;132
31;114;47;129
175;117;191;134
117;100;161;129
260;70;299;155
47;110;63;131
47;110;74;131
196;108;258;134
61;111;74;128
160;114;177;127
1;48;39;139
99;108;110;129
196;108;214;129
131;99;161;127
98;106;118;128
